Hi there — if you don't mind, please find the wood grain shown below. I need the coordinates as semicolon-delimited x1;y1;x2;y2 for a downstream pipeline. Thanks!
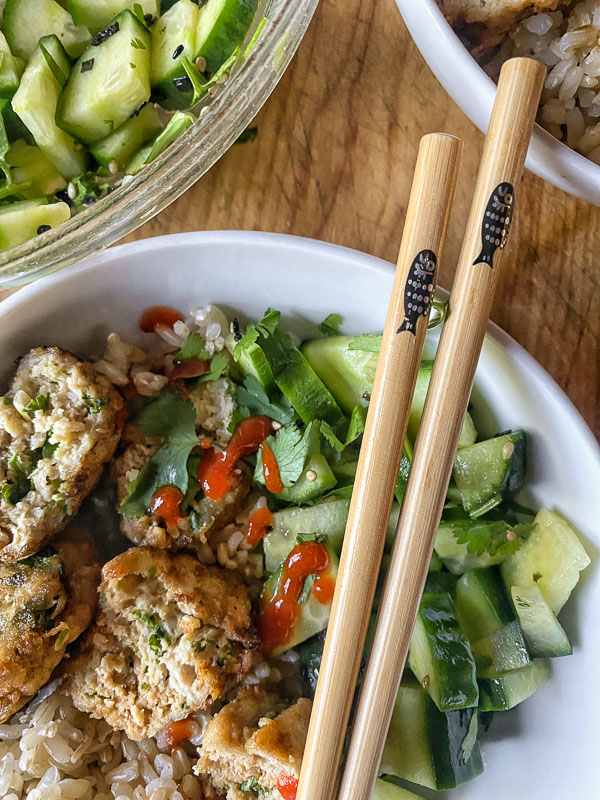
120;0;599;437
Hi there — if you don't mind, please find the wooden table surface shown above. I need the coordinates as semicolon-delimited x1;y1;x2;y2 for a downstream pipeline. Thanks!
123;0;599;437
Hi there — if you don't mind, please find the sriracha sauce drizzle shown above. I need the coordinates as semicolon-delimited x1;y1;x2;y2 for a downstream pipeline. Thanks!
197;416;278;501
140;305;184;333
246;506;273;546
163;717;196;750
261;441;284;494
256;541;332;654
169;358;210;383
150;486;183;528
276;774;299;799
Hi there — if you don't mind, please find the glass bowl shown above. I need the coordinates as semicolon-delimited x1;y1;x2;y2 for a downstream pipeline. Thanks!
0;0;319;287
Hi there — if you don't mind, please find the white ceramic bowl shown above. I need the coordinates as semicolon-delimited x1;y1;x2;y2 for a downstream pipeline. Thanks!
395;0;600;206
1;231;597;798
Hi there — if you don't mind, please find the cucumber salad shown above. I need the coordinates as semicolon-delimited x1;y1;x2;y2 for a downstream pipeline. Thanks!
117;304;590;797
0;0;259;250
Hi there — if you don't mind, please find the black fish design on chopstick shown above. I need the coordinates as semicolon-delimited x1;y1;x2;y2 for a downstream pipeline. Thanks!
397;249;437;335
473;182;515;268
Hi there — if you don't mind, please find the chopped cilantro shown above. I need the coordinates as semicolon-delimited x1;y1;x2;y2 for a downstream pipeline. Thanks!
195;352;229;384
443;511;532;558
130;609;171;659
131;37;146;49
254;420;320;489
321;405;366;458
216;646;235;667
22;393;50;415
191;637;207;652
299;573;317;604
173;333;209;364
240;777;266;794
233;309;281;362
119;391;198;519
83;394;108;413
235;374;295;425
19;545;58;570
296;532;325;544
318;313;343;337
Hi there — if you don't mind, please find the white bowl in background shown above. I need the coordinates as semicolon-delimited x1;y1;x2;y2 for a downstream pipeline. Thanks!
395;0;600;206
1;231;597;798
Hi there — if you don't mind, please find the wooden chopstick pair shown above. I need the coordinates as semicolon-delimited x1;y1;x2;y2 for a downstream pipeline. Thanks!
296;57;546;800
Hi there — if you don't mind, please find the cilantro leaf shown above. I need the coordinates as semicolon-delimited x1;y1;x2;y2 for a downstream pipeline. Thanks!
348;334;382;353
240;778;266;795
254;420;320;489
130;609;171;660
318;313;342;337
119;391;198;518
299;574;317;604
82;394;107;414
296;532;325;544
233;309;281;361
321;405;366;457
22;393;50;415
444;513;532;558
235;374;295;425
195;352;229;383
173;333;209;363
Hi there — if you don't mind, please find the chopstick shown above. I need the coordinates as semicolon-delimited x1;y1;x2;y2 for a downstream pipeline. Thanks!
296;132;462;800
338;57;546;800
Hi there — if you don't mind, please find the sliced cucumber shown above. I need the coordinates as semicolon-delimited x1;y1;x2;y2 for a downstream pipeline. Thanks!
56;10;151;145
260;542;338;655
434;520;520;574
478;659;551;711
407;359;477;449
372;779;424;800
0;198;70;249
0;30;23;98
3;0;90;61
510;584;572;657
471;619;530;677
6;140;66;197
233;340;275;391
12;36;87;178
453;431;527;517
90;102;162;170
150;0;200;109
455;567;515;642
127;108;193;170
408;592;478;712
67;0;159;34
381;678;483;791
195;0;257;73
0;97;32;143
423;570;457;597
501;509;590;615
275;453;336;504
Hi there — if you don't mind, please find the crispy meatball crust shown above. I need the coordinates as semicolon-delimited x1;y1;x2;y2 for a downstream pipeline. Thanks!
0;347;124;562
0;527;100;722
67;547;258;740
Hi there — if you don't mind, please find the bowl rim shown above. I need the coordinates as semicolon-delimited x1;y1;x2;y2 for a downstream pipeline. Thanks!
395;0;600;206
4;228;599;465
0;0;320;286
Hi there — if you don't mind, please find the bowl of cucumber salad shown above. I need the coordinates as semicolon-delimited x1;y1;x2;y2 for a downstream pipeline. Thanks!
2;231;598;799
0;0;318;285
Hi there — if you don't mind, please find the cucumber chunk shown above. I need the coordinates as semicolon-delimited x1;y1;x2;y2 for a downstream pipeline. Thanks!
0;97;32;143
408;592;478;711
12;36;87;178
455;567;515;642
150;0;200;109
501;508;590;614
56;10;151;145
67;0;159;34
90;102;162;170
381;678;483;790
471;619;530;677
195;0;257;73
126;108;193;173
0;30;23;98
423;570;457;597
260;542;338;655
453;431;526;517
372;780;424;800
275;453;336;504
6;140;66;197
510;584;572;657
3;0;90;61
0;198;70;249
478;658;551;711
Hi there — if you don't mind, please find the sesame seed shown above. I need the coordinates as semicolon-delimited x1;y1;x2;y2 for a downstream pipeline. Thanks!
233;468;242;475
506;530;517;541
216;72;229;85
306;469;317;482
502;441;515;459
172;43;184;59
272;421;283;430
67;182;77;200
421;675;431;690
108;159;119;175
195;56;207;72
208;86;217;96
